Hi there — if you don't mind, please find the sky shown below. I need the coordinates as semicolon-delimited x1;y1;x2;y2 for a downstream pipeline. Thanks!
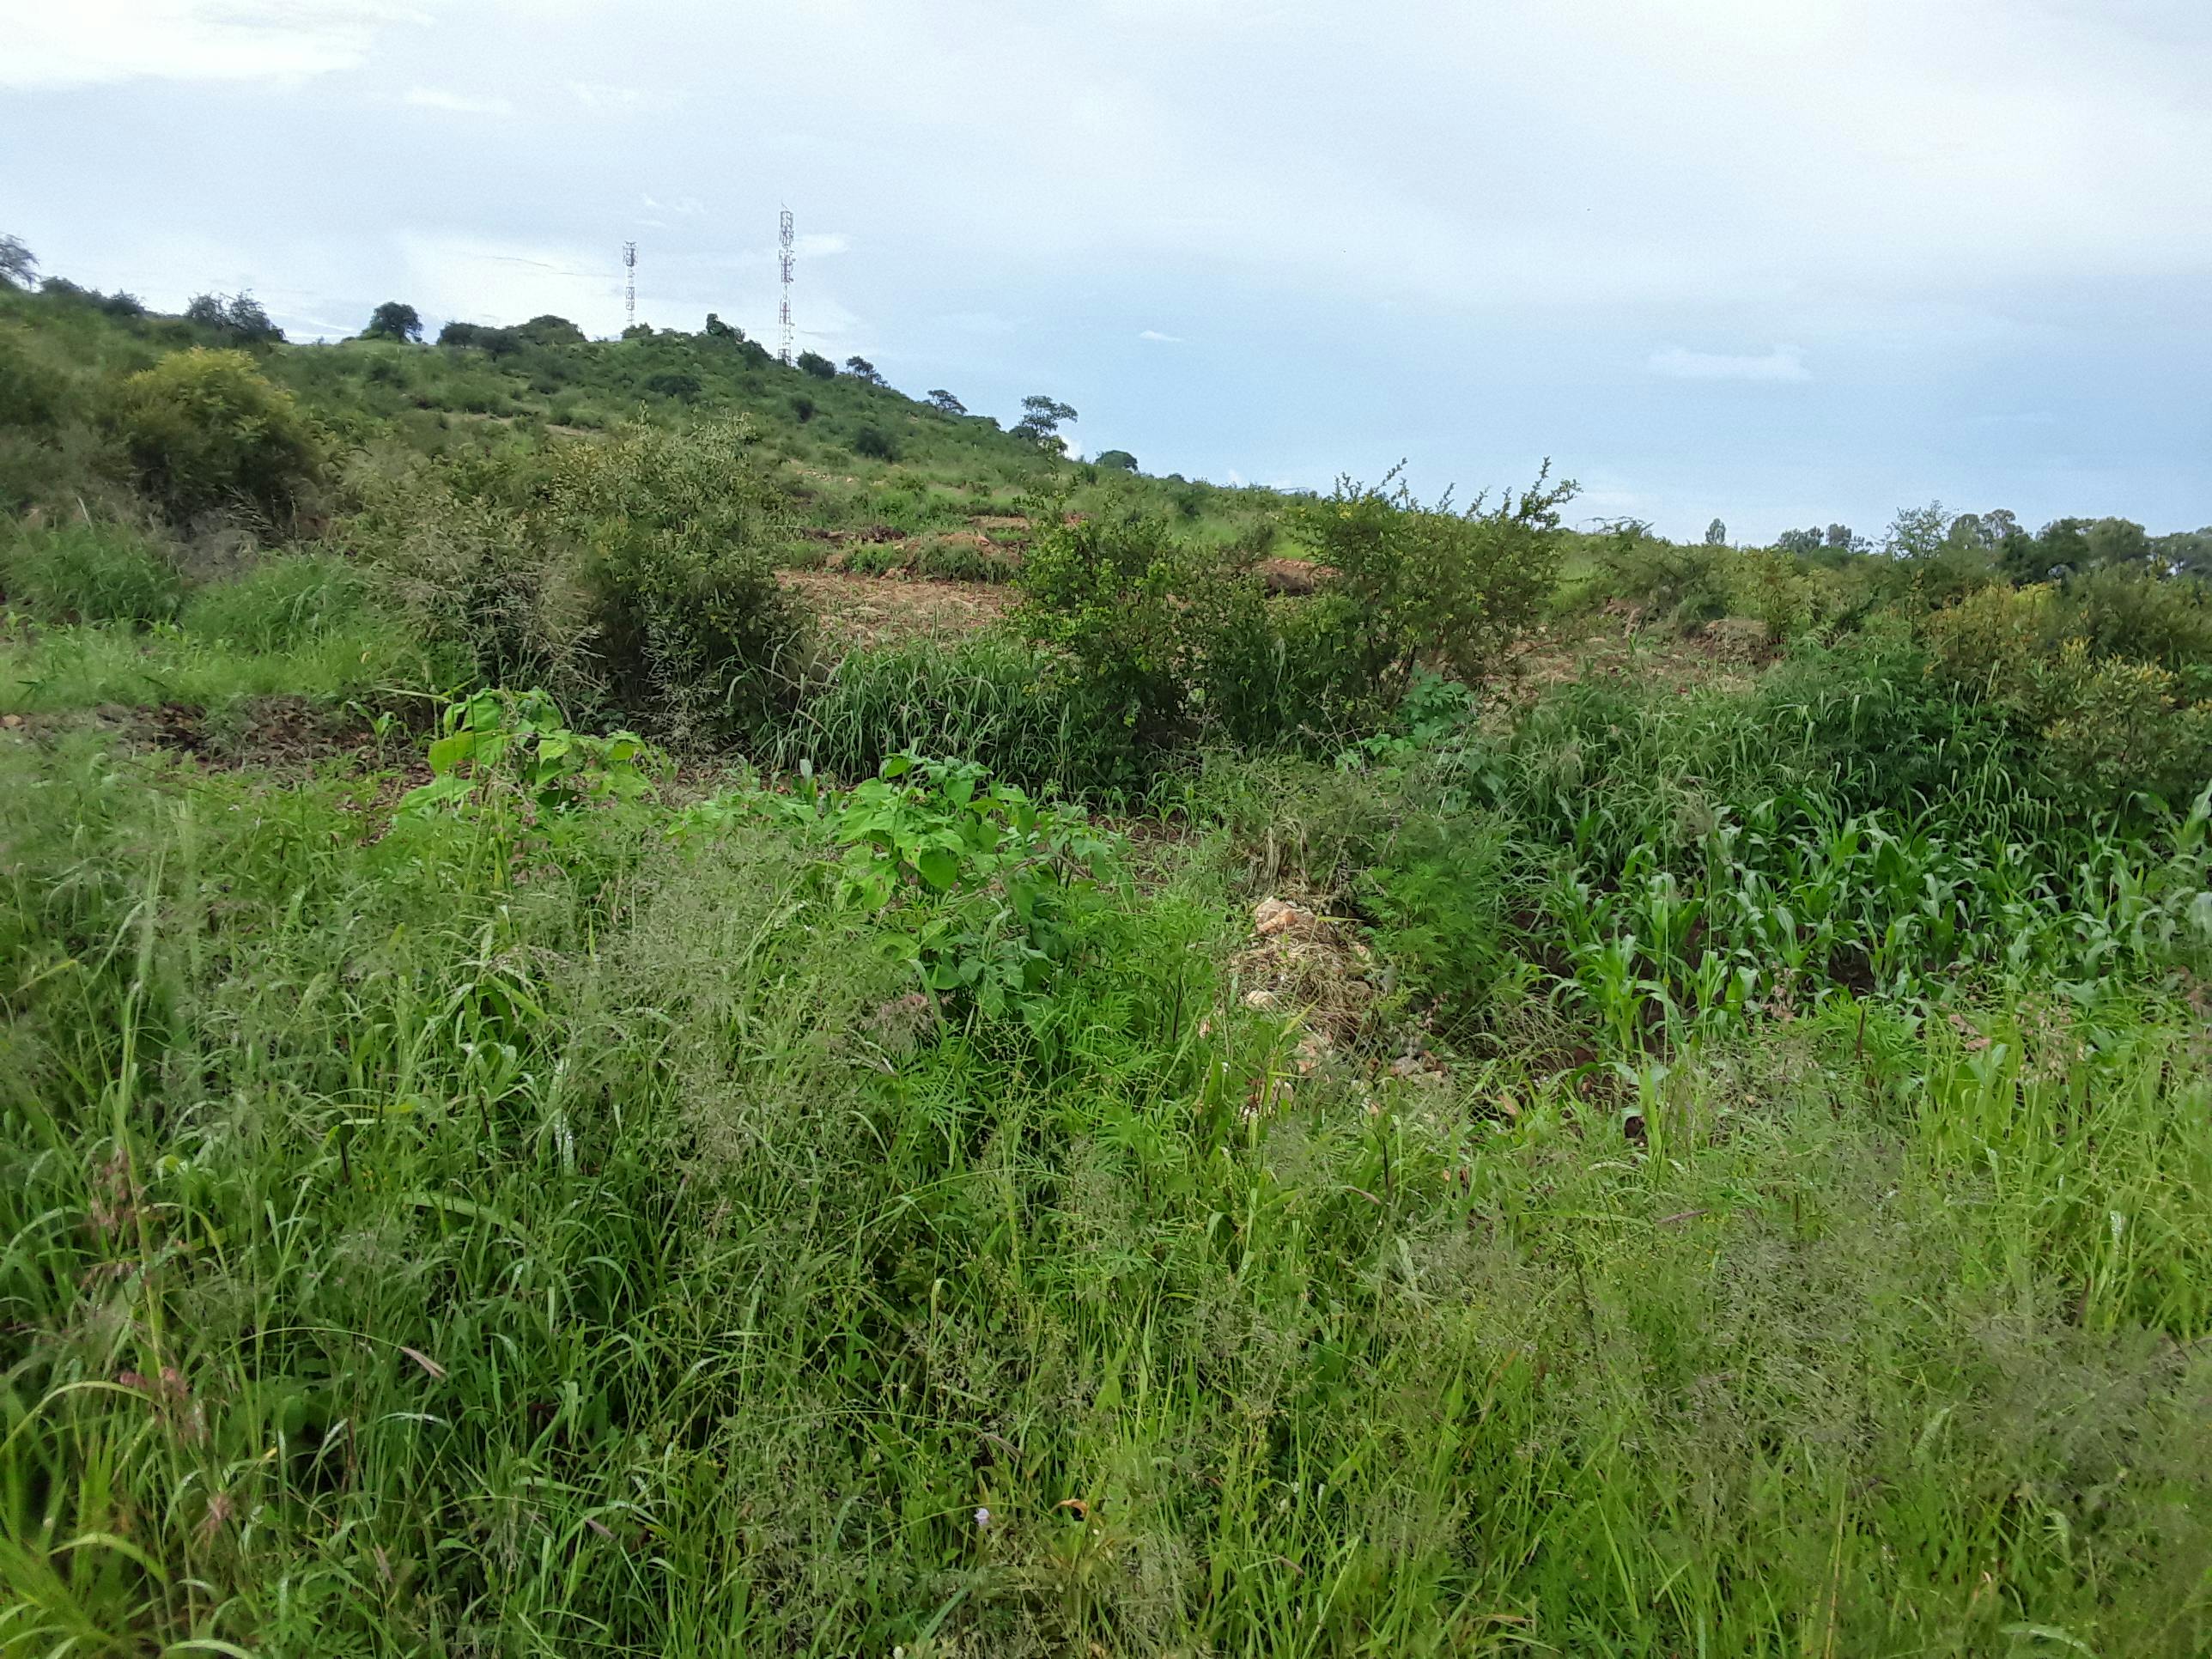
4;0;2209;541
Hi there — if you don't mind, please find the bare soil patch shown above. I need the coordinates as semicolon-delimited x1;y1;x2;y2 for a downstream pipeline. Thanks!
777;570;1013;651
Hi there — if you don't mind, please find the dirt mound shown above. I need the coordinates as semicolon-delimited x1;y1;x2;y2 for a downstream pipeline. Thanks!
1255;557;1333;595
1233;896;1377;1052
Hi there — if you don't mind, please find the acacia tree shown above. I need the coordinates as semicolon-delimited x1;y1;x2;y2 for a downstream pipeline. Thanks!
1012;394;1077;449
843;356;887;386
363;301;423;343
1881;501;1950;561
0;234;34;289
185;291;284;345
925;389;966;416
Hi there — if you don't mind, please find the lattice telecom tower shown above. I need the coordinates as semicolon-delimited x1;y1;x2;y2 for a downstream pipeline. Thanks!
777;208;795;364
623;241;636;331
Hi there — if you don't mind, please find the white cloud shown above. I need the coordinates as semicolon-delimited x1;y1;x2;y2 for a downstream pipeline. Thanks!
937;311;1017;336
796;232;851;258
1647;345;1812;383
405;86;512;116
642;194;707;216
569;82;684;112
1;0;426;89
1139;329;1182;343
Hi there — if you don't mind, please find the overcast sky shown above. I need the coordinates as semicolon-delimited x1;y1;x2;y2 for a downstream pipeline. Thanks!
5;0;2209;539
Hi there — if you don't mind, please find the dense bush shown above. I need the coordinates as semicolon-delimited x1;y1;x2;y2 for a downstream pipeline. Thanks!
796;349;836;380
1291;465;1574;696
0;519;182;625
339;450;583;693
1015;504;1234;746
106;348;327;522
1923;583;2212;805
0;323;66;430
644;370;702;402
852;424;897;461
1017;472;1574;757
541;418;811;741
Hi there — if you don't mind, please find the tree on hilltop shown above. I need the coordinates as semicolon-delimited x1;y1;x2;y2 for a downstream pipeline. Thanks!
925;388;966;416
0;234;35;289
363;301;423;343
1013;393;1078;449
185;291;284;345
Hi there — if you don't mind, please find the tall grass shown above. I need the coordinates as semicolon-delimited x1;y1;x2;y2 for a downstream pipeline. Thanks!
3;732;2209;1654
0;613;440;719
774;635;1136;794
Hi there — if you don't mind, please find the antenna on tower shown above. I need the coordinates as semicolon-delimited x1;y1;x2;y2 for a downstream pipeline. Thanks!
778;208;795;365
623;240;637;332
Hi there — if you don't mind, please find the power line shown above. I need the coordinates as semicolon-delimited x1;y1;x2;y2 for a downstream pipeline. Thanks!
778;208;794;365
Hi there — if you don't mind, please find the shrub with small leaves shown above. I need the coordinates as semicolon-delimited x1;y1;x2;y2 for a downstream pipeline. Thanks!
106;348;327;522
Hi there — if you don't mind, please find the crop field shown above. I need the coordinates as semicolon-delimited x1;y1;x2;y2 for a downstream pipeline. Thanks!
3;275;2211;1657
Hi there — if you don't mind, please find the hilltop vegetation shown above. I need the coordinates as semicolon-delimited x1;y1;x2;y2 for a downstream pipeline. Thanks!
3;248;2212;1656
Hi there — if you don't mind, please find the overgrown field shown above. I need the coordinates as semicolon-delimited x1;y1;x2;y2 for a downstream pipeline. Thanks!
4;265;2212;1656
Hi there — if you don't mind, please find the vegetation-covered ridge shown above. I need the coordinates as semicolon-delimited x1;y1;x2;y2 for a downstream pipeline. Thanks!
3;236;2212;1656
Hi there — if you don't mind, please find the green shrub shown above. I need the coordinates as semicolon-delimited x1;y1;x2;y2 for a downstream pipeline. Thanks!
544;419;811;741
106;347;327;521
796;350;836;380
1291;465;1573;698
1;520;181;625
1590;533;1731;627
1920;585;2212;806
339;450;585;694
1015;504;1218;746
644;370;701;403
696;752;1114;1024
0;323;66;430
853;425;897;461
180;551;369;650
2058;566;2212;682
2037;643;2212;805
1018;493;1488;756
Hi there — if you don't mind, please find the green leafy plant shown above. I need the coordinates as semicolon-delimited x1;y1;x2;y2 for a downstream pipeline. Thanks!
401;688;662;877
697;752;1114;1023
